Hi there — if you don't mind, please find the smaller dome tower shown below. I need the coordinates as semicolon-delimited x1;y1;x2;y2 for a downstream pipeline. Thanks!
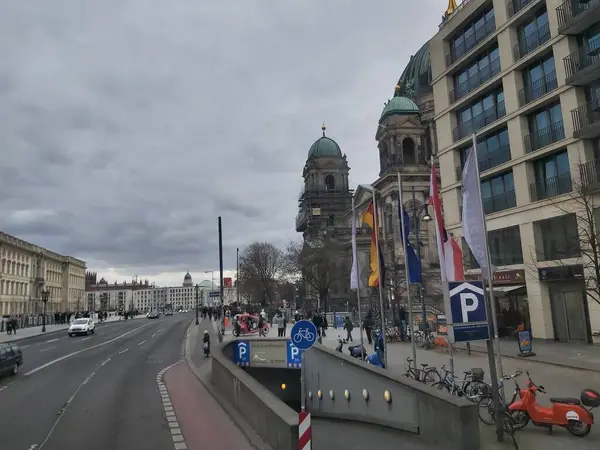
183;272;193;287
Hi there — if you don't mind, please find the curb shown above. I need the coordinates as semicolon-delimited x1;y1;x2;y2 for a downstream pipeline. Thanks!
183;321;273;450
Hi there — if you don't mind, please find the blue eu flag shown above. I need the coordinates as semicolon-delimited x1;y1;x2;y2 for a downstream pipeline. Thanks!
399;209;422;284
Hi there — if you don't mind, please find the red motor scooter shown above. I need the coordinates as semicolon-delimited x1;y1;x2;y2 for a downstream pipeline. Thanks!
508;370;600;437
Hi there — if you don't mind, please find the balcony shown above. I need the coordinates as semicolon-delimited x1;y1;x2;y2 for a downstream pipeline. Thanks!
579;158;600;191
518;71;558;106
572;101;600;139
563;37;600;85
513;24;551;61
449;58;501;103
557;0;600;35
453;101;506;142
455;145;511;180
524;121;565;153
483;190;517;214
445;20;496;67
530;172;573;201
507;0;535;18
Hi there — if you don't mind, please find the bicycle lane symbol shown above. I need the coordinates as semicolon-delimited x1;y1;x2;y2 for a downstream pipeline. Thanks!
290;319;318;351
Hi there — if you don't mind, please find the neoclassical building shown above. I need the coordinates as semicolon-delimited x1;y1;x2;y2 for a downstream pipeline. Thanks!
0;232;86;316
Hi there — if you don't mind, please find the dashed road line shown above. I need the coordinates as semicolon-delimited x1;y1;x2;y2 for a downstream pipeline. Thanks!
45;338;60;344
39;346;56;353
157;362;186;450
118;348;129;354
152;333;157;338
138;340;146;346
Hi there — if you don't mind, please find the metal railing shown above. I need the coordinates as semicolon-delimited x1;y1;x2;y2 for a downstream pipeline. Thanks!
456;145;512;178
579;158;600;187
564;36;600;79
518;70;558;106
445;19;496;67
530;172;572;201
482;189;517;214
513;23;551;61
571;101;600;133
507;0;534;18
449;57;501;103
452;100;506;142
557;0;599;29
523;120;565;153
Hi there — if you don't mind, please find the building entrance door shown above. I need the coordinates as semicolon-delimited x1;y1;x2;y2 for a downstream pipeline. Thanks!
550;290;588;342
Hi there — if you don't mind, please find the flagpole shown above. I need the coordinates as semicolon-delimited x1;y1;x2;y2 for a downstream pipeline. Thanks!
397;173;418;368
372;188;388;369
469;134;505;382
351;196;366;360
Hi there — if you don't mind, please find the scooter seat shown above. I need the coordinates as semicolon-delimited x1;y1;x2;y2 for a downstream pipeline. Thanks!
550;397;581;405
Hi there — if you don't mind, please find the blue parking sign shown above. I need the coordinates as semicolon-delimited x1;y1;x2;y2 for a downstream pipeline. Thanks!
448;281;490;343
286;341;302;368
233;340;250;366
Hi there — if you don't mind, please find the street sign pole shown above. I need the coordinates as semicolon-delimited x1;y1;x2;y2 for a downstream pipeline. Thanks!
290;320;318;414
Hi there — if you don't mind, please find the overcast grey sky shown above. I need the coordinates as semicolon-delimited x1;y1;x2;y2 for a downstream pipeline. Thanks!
0;0;444;286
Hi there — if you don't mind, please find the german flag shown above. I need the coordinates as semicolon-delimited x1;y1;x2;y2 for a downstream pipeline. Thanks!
361;201;385;288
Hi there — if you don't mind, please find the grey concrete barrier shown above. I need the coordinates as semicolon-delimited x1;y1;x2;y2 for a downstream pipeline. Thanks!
211;340;299;450
304;344;481;450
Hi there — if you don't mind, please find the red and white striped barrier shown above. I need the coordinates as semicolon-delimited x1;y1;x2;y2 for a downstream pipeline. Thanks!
298;411;312;450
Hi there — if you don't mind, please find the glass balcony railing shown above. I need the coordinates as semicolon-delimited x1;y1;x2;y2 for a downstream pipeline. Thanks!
453;101;506;142
523;120;565;153
530;172;573;201
482;190;517;214
518;71;558;106
450;58;501;103
564;36;600;80
455;145;511;179
513;24;551;61
445;20;496;67
507;0;534;18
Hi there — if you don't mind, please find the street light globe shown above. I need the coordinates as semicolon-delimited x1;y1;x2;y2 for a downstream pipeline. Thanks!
422;211;433;222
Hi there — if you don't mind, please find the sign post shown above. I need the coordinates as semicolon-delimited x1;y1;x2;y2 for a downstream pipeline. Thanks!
448;281;490;343
290;319;318;415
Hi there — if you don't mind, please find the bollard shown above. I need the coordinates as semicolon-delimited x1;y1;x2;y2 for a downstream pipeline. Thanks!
298;411;311;450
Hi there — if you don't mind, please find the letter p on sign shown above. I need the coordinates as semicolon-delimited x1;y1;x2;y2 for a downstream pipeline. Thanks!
460;293;479;323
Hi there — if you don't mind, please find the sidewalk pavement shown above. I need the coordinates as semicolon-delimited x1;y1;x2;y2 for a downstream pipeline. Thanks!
0;314;141;344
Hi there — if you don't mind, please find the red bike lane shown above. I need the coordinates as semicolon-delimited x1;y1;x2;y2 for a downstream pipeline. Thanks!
163;363;254;450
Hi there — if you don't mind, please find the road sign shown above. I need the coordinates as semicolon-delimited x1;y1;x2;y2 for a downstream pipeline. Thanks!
290;319;318;351
448;281;490;343
286;340;302;368
233;340;250;366
209;291;220;298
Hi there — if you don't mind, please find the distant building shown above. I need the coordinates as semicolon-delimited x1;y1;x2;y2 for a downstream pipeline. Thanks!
0;232;86;316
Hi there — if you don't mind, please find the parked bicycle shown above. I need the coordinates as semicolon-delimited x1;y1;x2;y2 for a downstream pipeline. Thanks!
403;357;441;384
412;328;435;350
431;366;490;402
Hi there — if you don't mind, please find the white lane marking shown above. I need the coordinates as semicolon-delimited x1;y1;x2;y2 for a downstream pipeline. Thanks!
138;340;146;346
39;346;56;353
100;357;111;366
45;338;60;344
36;361;102;449
152;333;157;338
79;337;91;342
157;362;187;450
20;344;30;349
158;329;163;332
118;349;129;354
24;323;149;376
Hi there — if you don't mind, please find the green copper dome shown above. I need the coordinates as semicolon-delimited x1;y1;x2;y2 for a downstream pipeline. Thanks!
379;92;419;123
308;125;343;159
397;40;432;100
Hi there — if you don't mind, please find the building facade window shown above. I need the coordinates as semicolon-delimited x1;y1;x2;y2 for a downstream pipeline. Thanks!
515;9;550;60
535;214;580;261
449;8;496;64
481;171;516;214
525;102;565;153
531;150;572;201
454;89;505;141
462;225;523;268
520;53;557;105
452;46;501;102
459;127;510;173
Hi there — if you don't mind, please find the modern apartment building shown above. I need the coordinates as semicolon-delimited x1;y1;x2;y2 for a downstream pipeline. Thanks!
0;232;86;316
430;0;599;342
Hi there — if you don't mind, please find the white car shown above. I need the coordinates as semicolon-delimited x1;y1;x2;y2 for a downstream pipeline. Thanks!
68;318;95;337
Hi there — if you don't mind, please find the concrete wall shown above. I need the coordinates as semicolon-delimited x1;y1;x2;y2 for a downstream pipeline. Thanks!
304;344;480;450
211;340;299;450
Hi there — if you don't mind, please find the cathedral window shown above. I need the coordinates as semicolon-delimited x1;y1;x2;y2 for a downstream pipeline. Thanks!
402;137;416;165
325;174;335;190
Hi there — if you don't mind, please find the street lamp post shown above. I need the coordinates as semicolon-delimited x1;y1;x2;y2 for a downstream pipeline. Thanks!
41;288;50;332
195;284;200;325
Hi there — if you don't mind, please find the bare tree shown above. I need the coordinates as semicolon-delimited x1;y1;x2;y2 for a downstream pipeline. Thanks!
285;238;347;311
238;242;287;308
525;175;600;306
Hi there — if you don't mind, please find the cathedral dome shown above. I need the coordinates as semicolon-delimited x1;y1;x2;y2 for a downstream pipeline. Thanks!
380;89;420;123
183;272;193;287
307;124;342;159
397;40;432;100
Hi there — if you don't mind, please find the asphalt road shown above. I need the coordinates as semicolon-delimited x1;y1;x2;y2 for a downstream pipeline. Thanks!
0;313;195;449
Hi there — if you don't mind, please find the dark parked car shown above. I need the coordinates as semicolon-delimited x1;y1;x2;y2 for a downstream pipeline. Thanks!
147;311;160;319
0;342;23;377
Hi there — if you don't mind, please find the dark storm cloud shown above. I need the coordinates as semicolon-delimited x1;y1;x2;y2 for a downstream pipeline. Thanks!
0;0;442;276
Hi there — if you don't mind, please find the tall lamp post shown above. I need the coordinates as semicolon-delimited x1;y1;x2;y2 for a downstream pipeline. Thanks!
195;284;200;325
41;288;50;332
403;187;433;329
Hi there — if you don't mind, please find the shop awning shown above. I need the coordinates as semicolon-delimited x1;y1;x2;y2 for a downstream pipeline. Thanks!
485;285;526;293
